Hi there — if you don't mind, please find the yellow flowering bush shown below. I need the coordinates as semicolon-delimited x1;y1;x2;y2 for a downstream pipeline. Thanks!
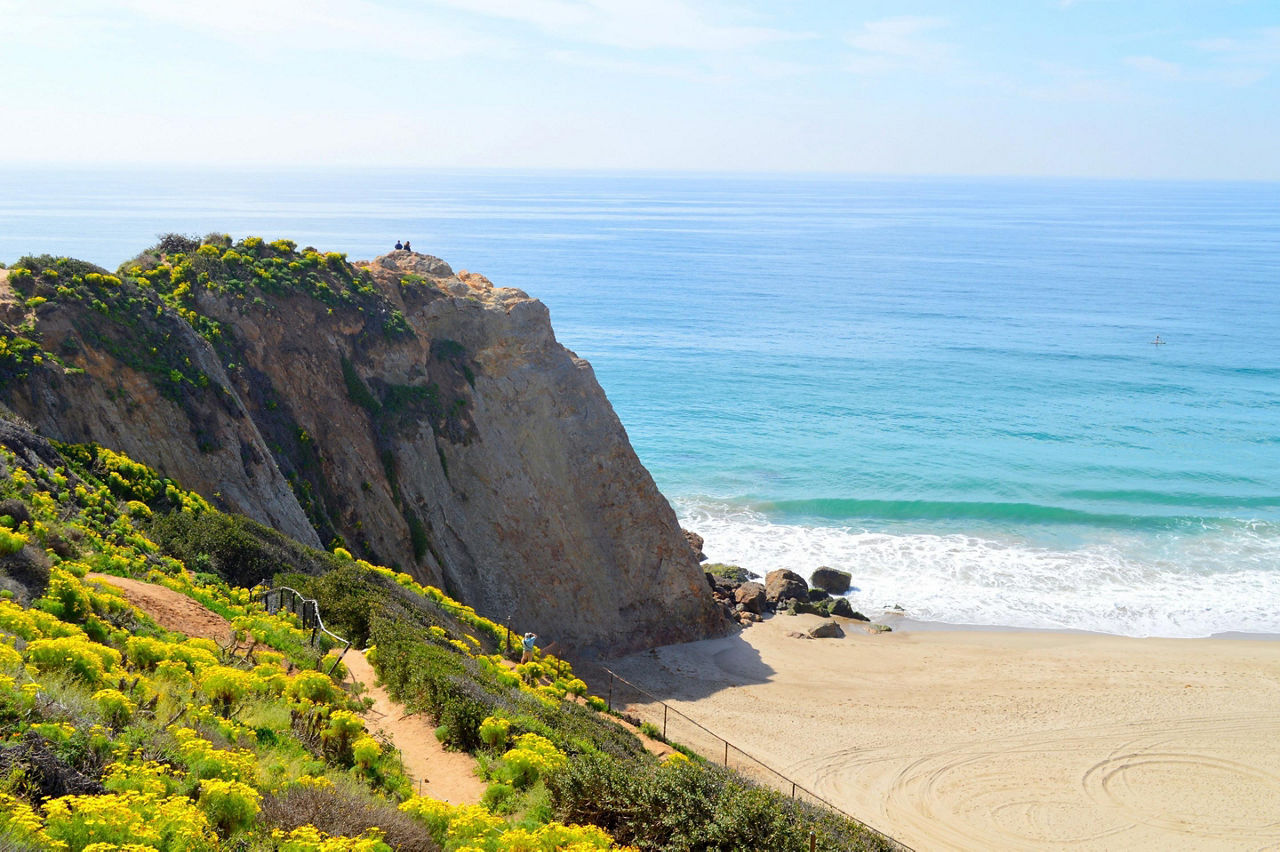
102;760;184;796
173;728;257;783
31;721;76;743
42;791;216;851
164;643;219;676
0;640;23;670
198;778;261;834
286;670;339;705
272;824;390;851
198;665;254;715
124;635;170;670
399;798;504;849
496;734;567;789
478;715;510;751
352;735;382;769
26;635;120;686
0;598;82;639
0;791;50;848
91;688;136;727
0;526;26;556
251;663;288;696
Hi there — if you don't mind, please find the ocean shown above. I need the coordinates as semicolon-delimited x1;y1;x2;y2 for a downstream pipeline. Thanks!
3;168;1278;638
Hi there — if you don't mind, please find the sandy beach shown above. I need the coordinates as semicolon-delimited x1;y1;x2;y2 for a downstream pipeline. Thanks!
604;614;1280;851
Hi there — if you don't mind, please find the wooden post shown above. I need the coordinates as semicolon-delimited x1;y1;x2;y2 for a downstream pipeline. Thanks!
663;704;668;740
607;674;613;712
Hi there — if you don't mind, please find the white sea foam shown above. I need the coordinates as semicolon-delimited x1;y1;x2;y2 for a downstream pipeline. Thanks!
678;500;1280;638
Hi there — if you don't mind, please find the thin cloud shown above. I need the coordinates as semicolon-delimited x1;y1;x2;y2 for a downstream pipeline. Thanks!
1125;55;1183;80
429;0;801;52
118;0;501;59
844;16;953;75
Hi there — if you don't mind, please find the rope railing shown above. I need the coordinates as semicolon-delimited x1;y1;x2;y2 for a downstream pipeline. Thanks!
598;666;914;852
256;585;352;675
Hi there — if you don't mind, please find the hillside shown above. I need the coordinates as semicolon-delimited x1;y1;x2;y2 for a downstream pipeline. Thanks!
0;413;897;851
0;237;724;656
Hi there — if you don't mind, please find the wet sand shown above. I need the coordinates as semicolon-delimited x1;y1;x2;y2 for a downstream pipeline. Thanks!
605;613;1280;851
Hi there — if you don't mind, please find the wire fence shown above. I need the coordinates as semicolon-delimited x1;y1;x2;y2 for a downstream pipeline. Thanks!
597;666;913;852
257;586;352;675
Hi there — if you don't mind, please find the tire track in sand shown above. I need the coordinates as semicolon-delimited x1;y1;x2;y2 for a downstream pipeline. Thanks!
789;713;1280;851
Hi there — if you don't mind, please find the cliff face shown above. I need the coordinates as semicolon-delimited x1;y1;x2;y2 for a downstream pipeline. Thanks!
0;243;725;656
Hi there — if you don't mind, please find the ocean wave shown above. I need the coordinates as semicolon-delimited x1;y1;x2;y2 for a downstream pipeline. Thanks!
677;500;1280;638
750;496;1276;531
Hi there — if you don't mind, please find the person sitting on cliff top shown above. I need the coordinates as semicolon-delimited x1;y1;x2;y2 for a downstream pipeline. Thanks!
403;240;411;252
521;632;538;663
394;240;403;250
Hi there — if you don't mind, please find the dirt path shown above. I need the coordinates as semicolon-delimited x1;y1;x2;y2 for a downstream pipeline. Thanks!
341;650;486;804
86;573;232;643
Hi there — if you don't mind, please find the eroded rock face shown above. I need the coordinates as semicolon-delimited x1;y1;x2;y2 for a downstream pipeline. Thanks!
0;250;726;656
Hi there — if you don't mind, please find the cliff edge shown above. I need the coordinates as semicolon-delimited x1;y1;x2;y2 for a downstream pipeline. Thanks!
0;238;726;656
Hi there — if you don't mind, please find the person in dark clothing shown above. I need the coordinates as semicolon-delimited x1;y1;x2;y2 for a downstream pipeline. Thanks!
403;240;411;252
394;240;403;250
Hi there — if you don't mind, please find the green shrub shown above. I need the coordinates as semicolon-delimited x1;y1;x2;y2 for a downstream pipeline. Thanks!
547;752;898;852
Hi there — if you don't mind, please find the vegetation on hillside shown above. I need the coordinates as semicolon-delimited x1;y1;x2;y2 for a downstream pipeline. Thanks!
1;237;476;565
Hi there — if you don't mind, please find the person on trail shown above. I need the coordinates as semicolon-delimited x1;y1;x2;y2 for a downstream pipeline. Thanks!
520;632;538;663
395;240;403;250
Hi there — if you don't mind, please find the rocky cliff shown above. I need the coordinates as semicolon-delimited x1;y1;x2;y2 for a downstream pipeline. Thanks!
0;237;726;655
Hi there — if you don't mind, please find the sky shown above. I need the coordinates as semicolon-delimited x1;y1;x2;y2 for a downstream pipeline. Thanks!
1;0;1278;178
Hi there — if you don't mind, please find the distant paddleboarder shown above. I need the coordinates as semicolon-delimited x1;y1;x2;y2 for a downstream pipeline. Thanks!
1151;335;1166;345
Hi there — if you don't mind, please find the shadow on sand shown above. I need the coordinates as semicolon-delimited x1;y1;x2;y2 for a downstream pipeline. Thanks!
577;630;775;704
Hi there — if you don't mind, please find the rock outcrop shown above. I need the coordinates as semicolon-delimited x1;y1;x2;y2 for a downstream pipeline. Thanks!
0;243;727;656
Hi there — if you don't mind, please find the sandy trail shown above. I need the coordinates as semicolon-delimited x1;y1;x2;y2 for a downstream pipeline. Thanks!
605;613;1280;851
342;650;486;804
86;573;232;643
86;574;485;804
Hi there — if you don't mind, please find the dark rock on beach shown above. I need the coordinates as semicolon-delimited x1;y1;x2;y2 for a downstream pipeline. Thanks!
829;597;856;619
808;620;845;639
810;566;852;595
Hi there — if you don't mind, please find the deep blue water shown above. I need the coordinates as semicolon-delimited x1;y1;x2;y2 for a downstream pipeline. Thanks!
3;168;1278;636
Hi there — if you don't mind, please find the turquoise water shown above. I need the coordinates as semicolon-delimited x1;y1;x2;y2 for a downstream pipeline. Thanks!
3;168;1278;636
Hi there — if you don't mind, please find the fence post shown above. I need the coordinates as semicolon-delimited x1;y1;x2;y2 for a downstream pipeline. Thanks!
724;741;729;765
607;673;613;712
663;704;668;740
809;830;816;852
792;782;797;798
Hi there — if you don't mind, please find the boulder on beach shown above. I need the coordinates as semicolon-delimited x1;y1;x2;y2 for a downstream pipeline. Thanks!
808;620;845;639
765;569;809;604
829;597;855;618
810;567;852;595
734;581;767;614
